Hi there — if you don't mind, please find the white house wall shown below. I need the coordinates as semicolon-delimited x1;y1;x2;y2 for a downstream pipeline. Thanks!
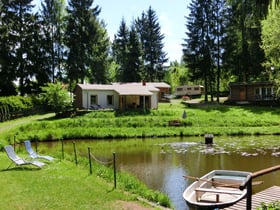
82;90;119;109
151;92;158;109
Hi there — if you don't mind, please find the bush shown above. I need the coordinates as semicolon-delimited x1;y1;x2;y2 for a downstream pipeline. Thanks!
0;96;33;121
258;201;280;210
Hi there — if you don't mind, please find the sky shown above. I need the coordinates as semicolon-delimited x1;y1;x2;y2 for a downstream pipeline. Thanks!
33;0;191;63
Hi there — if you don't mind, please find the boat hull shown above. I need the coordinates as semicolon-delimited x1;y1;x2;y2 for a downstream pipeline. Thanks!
183;170;251;209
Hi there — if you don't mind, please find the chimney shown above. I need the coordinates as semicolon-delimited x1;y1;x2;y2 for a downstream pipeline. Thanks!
142;80;146;86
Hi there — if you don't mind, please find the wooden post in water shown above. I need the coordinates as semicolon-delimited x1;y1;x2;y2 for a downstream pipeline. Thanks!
73;141;78;165
88;147;92;175
113;152;116;189
204;134;213;145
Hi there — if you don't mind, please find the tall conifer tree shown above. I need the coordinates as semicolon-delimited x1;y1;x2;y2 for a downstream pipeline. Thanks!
136;6;168;82
0;0;39;96
40;0;66;83
65;0;109;86
112;18;129;81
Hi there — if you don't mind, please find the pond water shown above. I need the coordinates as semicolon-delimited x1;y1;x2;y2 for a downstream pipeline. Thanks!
41;136;280;210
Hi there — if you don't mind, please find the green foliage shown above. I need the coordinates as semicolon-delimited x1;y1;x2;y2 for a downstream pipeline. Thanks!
40;0;66;83
65;0;109;84
165;61;189;91
0;96;33;121
40;82;72;114
261;4;280;74
135;6;168;81
0;0;42;96
257;201;280;210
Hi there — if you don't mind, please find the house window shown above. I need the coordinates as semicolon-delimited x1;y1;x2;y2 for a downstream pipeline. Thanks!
107;95;114;105
90;95;97;105
267;87;272;96
261;88;266;96
255;87;273;99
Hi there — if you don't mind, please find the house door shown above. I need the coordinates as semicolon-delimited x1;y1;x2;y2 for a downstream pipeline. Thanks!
239;87;246;100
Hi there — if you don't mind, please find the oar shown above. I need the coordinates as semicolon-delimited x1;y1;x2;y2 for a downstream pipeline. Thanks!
252;165;280;178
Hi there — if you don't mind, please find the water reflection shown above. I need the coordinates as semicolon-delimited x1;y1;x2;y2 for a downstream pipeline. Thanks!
43;136;280;210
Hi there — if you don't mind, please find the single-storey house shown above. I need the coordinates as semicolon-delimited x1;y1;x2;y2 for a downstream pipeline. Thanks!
229;81;275;103
73;82;165;110
145;82;171;101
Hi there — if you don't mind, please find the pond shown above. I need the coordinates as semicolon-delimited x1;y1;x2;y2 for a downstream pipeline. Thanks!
42;135;280;210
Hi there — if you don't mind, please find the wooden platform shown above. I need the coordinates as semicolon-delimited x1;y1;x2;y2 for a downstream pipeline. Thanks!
224;186;280;210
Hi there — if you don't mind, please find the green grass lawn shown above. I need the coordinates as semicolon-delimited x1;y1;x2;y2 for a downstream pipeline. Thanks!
0;152;166;210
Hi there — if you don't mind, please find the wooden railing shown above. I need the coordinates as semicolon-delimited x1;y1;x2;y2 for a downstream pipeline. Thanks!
239;165;280;210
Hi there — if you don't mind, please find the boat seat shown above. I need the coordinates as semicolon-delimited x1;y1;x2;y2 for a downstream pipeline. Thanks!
195;187;243;195
195;187;243;203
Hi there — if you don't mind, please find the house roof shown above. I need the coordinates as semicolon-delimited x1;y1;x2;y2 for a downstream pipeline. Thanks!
76;83;159;96
77;84;114;90
229;81;275;87
146;82;170;88
114;85;154;96
112;82;170;88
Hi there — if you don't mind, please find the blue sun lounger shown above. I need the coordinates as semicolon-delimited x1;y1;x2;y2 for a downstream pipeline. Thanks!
4;145;45;169
24;140;54;161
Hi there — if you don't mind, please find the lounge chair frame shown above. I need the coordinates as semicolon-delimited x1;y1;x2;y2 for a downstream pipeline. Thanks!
24;140;54;161
4;145;45;169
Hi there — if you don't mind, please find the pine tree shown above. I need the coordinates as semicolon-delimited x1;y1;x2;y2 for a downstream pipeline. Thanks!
0;0;39;96
135;6;168;82
0;1;17;95
125;24;143;82
112;18;129;81
88;20;110;84
183;0;214;101
40;0;66;83
65;0;109;86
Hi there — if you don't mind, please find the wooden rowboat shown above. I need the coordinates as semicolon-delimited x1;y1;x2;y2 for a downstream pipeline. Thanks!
183;170;251;209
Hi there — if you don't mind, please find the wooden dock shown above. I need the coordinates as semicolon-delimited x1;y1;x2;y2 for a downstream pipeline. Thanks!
224;186;280;210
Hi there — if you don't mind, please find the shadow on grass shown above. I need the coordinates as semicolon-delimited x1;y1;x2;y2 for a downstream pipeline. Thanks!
0;166;41;172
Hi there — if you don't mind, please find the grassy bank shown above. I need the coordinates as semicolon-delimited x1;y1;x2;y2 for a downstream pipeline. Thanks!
0;151;171;209
0;100;279;209
1;100;280;144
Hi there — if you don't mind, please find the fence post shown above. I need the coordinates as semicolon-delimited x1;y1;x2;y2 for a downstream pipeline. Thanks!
88;147;92;175
61;139;64;160
73;141;78;165
113;152;116;189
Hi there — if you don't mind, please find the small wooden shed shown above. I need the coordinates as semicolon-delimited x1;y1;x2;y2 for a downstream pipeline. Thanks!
229;81;275;103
